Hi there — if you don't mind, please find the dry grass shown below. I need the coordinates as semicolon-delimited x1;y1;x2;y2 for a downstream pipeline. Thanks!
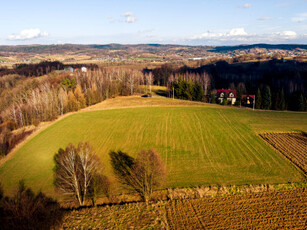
61;186;307;229
84;95;220;111
62;201;168;229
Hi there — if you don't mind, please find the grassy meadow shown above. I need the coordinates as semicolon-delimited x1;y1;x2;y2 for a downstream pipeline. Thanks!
0;97;306;196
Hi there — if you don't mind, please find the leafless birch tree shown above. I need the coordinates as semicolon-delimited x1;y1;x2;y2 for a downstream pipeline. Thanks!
53;142;102;206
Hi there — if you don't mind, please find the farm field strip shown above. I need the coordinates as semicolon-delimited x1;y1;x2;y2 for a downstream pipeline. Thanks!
166;188;307;229
61;187;307;229
259;132;307;174
0;98;306;196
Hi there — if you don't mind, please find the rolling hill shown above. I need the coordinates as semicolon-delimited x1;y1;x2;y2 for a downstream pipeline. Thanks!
0;97;306;196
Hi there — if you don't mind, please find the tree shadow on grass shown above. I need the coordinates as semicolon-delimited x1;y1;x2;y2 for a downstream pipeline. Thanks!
154;89;168;97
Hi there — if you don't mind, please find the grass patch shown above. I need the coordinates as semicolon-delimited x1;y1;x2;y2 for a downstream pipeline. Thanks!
0;98;306;196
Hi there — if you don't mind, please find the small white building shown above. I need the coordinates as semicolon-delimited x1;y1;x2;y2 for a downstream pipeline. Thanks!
81;67;87;72
64;66;74;72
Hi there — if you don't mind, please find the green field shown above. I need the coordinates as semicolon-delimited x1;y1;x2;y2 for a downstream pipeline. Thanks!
0;98;306;196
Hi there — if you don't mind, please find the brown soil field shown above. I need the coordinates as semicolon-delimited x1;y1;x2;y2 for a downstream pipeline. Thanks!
166;188;307;229
61;187;307;229
259;132;307;174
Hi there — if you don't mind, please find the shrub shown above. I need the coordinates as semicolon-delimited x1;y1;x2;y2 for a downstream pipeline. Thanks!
0;180;63;230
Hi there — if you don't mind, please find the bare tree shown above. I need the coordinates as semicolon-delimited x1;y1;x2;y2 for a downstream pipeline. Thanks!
134;149;167;203
53;142;102;206
109;149;166;203
144;72;153;94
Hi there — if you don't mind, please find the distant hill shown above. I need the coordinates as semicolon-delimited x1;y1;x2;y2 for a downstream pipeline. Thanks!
0;43;305;54
211;44;307;52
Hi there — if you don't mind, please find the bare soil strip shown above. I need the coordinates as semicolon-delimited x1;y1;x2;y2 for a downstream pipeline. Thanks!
61;187;307;229
259;132;307;174
166;188;307;229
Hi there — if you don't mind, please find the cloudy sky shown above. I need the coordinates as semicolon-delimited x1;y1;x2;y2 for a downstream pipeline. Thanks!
1;0;306;45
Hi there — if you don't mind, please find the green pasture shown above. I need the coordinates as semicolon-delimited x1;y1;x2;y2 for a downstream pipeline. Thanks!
0;103;306;196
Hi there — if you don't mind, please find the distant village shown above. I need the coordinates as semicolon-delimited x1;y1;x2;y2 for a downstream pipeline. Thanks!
0;45;306;66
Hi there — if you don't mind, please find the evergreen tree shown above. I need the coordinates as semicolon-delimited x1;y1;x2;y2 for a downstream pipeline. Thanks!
262;85;271;110
192;81;204;101
256;88;262;109
185;79;194;100
274;91;280;110
278;88;286;110
236;82;246;106
298;93;304;111
175;77;184;99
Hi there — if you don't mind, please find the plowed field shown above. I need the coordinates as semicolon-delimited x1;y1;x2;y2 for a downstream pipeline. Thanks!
166;188;307;229
259;132;307;174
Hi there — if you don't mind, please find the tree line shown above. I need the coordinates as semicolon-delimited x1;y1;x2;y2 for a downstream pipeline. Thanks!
0;61;98;77
145;60;307;111
0;67;145;156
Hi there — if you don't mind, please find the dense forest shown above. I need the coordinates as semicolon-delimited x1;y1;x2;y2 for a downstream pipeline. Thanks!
146;59;307;111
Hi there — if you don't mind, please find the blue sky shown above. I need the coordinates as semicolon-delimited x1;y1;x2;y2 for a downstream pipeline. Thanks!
1;0;306;45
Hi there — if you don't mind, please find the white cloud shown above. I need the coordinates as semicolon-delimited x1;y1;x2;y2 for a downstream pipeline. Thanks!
276;31;297;37
8;29;48;40
258;16;273;21
121;12;137;23
191;28;248;39
189;29;303;44
292;12;307;22
229;28;248;36
237;3;251;9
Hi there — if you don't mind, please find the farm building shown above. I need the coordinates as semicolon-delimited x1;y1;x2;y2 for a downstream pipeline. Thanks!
64;66;74;72
81;66;87;72
242;95;255;105
217;89;236;104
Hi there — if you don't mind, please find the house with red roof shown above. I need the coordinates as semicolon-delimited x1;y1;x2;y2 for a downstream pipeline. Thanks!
217;89;237;104
242;95;255;105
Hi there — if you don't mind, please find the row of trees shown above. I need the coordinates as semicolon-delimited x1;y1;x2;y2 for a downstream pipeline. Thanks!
54;142;166;206
1;68;144;130
0;68;146;156
255;86;306;111
170;77;204;101
0;61;64;77
146;60;307;111
0;61;99;77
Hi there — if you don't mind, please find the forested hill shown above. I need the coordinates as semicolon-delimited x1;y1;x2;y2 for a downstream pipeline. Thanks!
0;44;202;54
210;44;307;52
0;43;306;54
